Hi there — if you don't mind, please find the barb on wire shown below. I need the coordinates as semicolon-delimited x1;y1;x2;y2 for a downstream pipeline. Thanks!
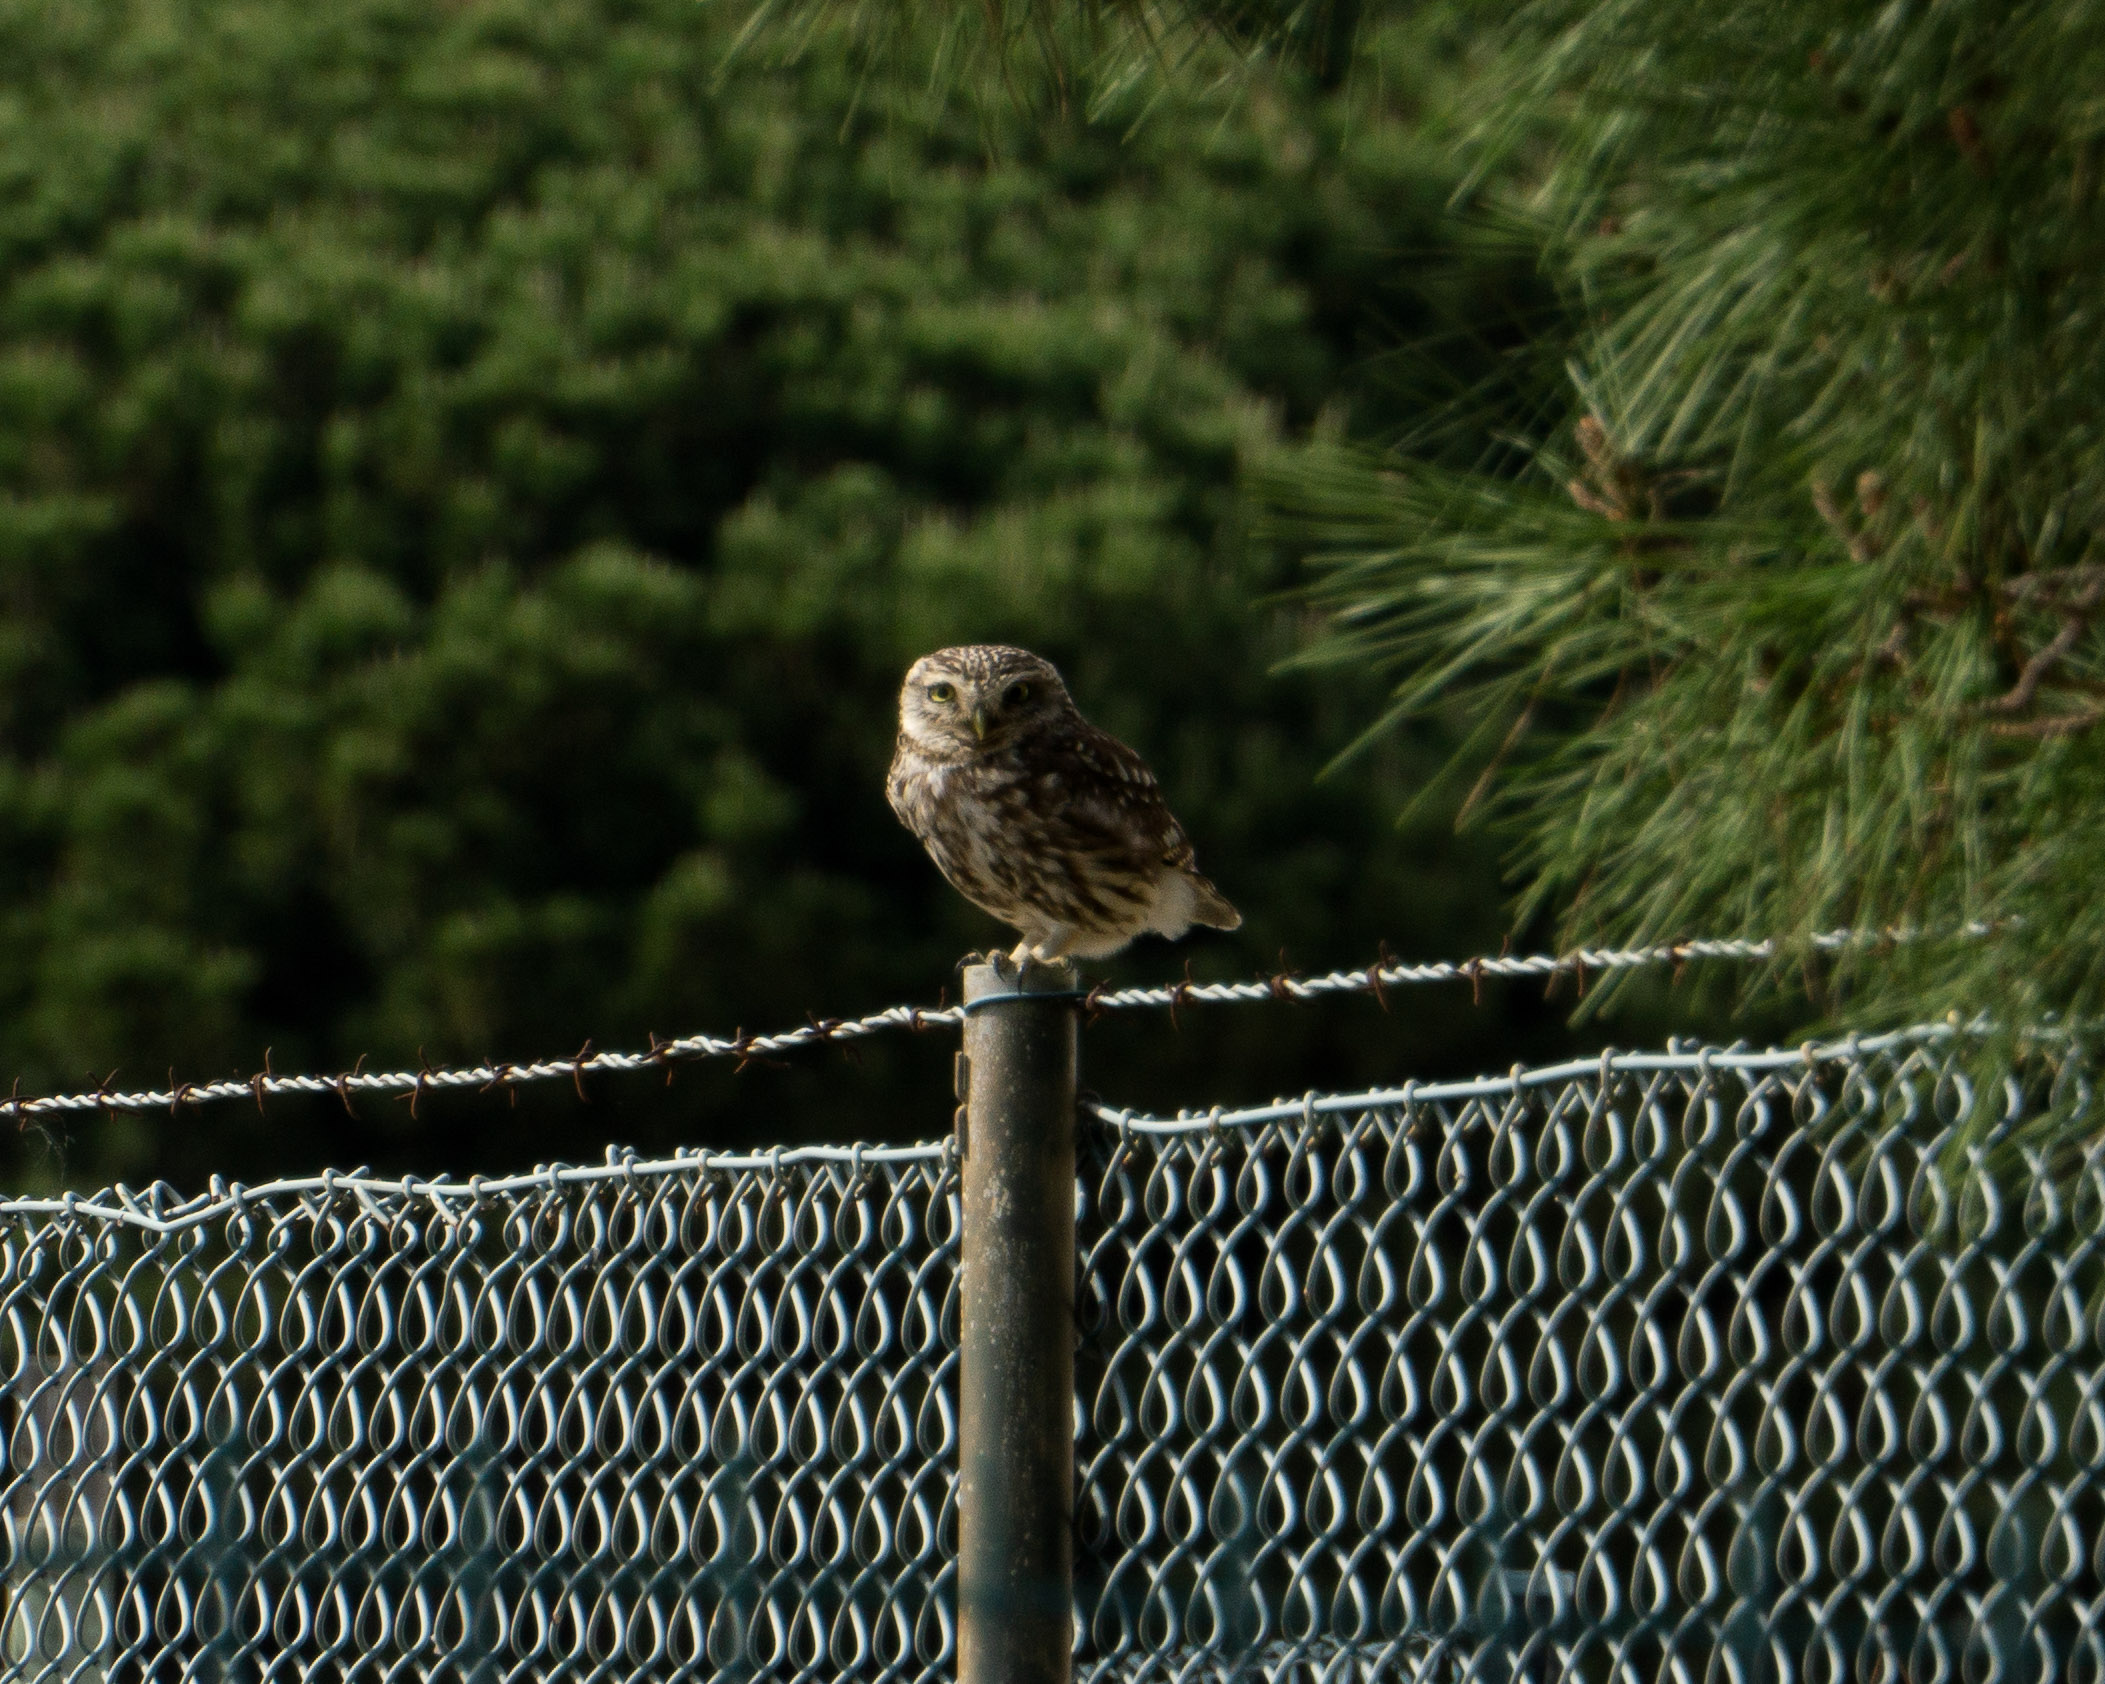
0;1018;2001;1230
0;925;1987;1124
0;999;970;1125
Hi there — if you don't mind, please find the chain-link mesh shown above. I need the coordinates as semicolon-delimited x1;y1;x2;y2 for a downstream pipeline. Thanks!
3;1029;2101;1681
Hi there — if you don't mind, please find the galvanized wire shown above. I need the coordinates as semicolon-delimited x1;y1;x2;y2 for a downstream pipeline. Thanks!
0;925;1978;1123
4;1023;2099;1682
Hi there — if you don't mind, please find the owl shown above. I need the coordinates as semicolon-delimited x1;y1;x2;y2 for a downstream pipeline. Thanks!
887;645;1242;963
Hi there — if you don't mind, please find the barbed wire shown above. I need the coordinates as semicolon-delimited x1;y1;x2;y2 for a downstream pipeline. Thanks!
0;1022;1980;1231
0;925;1973;1125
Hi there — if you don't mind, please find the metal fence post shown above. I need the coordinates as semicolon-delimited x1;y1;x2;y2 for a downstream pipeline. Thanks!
958;957;1079;1684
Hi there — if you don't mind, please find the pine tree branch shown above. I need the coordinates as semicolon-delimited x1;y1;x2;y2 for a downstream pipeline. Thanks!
1275;0;2105;1068
1990;614;2093;714
1986;705;2105;740
2003;565;2105;607
1974;568;2105;718
1810;476;1884;562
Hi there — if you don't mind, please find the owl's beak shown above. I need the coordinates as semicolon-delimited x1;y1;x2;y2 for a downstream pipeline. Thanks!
970;706;990;739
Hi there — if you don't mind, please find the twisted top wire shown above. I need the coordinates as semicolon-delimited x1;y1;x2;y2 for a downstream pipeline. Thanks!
0;926;1951;1125
0;1022;1969;1231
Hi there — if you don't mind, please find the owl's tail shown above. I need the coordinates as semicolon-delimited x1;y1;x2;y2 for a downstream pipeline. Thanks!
1185;870;1242;932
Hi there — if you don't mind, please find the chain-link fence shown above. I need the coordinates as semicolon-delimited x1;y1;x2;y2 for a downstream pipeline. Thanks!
2;1024;2100;1681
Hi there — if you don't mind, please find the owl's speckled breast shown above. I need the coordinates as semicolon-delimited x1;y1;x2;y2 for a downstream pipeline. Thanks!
891;748;1043;919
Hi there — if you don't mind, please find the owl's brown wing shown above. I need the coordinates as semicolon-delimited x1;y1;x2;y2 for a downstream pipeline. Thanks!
1041;721;1196;870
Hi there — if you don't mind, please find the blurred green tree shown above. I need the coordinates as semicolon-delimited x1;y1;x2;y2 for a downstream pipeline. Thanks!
0;0;1574;1186
1279;0;2105;1074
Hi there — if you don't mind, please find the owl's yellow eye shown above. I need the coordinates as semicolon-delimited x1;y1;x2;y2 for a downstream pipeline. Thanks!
928;682;956;703
1004;682;1030;706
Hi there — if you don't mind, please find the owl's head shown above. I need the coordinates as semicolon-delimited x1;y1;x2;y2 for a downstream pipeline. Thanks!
898;645;1073;755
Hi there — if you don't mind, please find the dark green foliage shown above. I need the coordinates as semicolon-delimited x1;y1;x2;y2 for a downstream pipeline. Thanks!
1283;1;2105;1066
736;0;1367;115
0;0;1585;1187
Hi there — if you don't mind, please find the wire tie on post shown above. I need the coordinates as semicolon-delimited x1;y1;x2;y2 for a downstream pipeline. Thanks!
957;988;1087;1016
